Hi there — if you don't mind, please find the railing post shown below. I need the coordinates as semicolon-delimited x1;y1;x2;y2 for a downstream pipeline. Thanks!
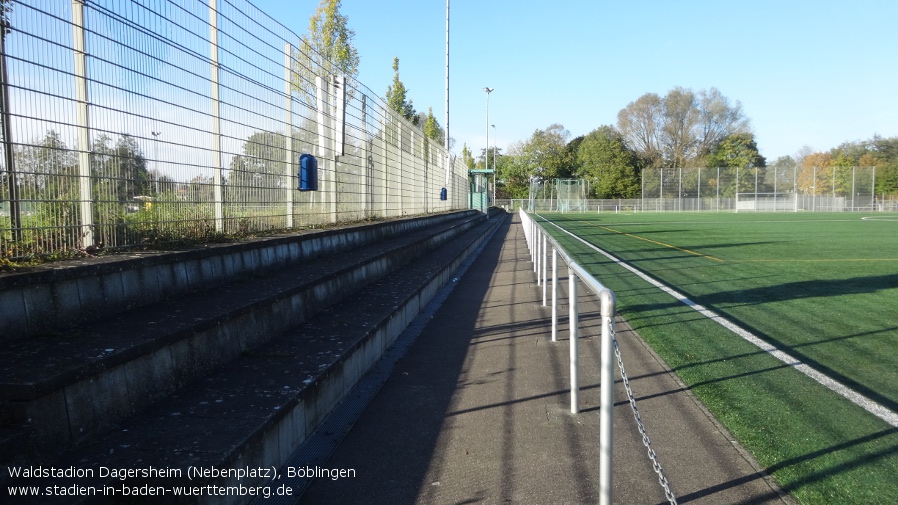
551;246;558;342
536;229;542;286
569;266;579;414
599;288;616;505
543;230;549;307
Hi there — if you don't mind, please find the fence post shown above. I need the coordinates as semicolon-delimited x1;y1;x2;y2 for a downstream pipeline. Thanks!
398;121;403;216
569;267;579;414
542;230;547;306
72;0;95;249
599;288;616;505
283;43;294;229
209;0;224;232
551;247;558;342
381;107;388;216
537;230;542;286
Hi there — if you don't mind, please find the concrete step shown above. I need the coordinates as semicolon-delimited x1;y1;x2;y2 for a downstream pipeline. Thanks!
3;211;508;503
1;211;479;343
0;211;487;463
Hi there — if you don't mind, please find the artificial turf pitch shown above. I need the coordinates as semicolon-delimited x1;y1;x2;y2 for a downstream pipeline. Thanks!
537;211;898;504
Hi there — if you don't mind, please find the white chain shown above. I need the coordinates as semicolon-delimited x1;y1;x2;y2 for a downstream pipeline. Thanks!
612;325;679;505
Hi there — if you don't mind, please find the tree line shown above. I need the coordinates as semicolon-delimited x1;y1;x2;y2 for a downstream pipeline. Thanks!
470;86;898;199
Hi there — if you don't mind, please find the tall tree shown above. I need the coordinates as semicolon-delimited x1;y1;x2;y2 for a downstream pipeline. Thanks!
228;131;289;204
618;87;750;168
520;123;572;179
292;0;360;103
617;93;663;167
385;57;417;125
422;107;443;144
662;87;699;168
704;133;767;196
497;140;532;199
461;143;475;170
575;126;641;198
695;87;748;157
109;135;150;201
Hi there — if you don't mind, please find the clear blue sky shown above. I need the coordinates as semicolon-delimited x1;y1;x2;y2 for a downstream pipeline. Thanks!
254;0;898;162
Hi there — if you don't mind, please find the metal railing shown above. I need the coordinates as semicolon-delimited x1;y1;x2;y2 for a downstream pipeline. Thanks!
519;208;616;505
520;208;678;505
0;0;469;259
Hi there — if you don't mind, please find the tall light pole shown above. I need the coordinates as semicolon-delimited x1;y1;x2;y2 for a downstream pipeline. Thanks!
445;1;450;152
483;87;493;169
483;87;493;209
491;124;496;204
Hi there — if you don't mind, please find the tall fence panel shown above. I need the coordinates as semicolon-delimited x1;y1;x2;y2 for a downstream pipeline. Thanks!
0;0;468;259
639;166;890;213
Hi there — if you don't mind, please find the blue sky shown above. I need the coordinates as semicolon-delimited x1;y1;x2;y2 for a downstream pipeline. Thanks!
254;0;897;162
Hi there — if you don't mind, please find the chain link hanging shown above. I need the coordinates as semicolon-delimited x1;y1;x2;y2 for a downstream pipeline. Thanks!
611;325;679;505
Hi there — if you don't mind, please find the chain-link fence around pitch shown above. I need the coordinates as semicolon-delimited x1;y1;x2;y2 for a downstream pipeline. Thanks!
640;166;891;212
0;0;468;260
508;167;896;214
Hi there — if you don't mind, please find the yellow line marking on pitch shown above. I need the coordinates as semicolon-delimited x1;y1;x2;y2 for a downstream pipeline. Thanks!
741;258;898;263
593;224;725;263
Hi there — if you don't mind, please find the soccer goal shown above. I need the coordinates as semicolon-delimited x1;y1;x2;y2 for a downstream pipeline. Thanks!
555;179;588;213
529;178;588;212
735;192;796;212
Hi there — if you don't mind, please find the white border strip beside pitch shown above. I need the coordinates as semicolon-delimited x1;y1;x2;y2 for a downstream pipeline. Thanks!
542;216;898;429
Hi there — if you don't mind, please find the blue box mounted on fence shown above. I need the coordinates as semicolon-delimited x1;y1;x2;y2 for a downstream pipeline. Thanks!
440;187;447;201
298;153;318;191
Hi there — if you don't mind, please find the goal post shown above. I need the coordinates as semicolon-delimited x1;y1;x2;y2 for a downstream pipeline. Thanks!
555;179;587;213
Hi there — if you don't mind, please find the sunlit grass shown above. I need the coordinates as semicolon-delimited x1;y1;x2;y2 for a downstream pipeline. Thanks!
540;211;898;504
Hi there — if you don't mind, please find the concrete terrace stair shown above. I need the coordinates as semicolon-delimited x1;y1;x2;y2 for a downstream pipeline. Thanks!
1;209;506;503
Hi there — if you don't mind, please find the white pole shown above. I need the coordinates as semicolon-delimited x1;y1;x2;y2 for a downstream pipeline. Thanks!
445;0;449;151
72;0;94;249
569;267;579;414
551;247;558;342
536;230;542;286
284;43;294;229
542;230;547;306
599;289;616;505
209;0;224;231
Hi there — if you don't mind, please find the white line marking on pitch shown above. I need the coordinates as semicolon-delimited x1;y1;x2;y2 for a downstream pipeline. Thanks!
540;216;898;429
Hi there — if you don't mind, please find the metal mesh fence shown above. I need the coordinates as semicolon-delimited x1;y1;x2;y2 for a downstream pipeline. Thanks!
506;165;897;214
638;166;893;213
0;0;468;259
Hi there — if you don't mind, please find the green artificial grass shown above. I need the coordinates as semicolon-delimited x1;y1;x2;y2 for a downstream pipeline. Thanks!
538;211;898;504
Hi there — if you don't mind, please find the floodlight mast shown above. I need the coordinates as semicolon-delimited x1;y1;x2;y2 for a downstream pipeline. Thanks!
483;87;494;212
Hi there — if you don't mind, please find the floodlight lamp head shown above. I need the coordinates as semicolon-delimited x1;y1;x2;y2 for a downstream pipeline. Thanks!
484;87;494;93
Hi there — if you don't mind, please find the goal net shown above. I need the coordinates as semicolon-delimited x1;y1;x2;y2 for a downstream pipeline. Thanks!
555;179;587;212
528;178;588;212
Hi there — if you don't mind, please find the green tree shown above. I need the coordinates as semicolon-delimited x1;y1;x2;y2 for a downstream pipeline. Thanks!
292;0;360;102
870;135;898;195
16;131;79;244
385;57;417;125
228;131;289;204
109;135;150;201
768;155;797;190
576;126;641;198
461;143;475;170
422;108;444;144
520;124;573;179
704;133;767;196
497;140;532;199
